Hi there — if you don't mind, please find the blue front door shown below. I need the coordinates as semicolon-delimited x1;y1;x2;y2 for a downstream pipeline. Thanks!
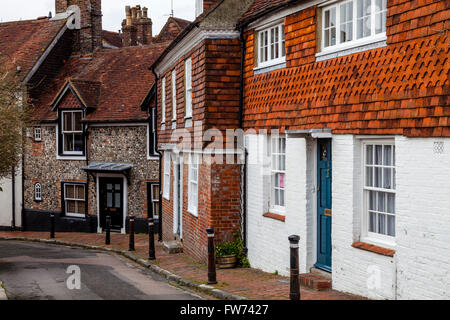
315;139;332;272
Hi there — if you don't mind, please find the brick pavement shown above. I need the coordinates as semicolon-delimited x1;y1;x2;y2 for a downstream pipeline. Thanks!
0;231;364;300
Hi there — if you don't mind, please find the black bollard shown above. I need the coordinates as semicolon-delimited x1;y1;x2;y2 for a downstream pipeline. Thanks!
148;218;156;260
206;228;217;285
50;213;55;239
105;216;111;245
289;235;301;301
129;215;135;251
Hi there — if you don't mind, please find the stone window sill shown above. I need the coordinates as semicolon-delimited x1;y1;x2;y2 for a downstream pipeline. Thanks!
352;241;395;257
263;212;285;222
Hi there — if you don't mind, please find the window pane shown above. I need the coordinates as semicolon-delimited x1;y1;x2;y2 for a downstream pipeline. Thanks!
331;27;336;46
369;191;376;210
153;203;160;217
378;213;386;235
369;211;376;232
73;112;82;131
152;185;160;200
366;145;373;165
279;173;285;189
377;191;386;212
66;185;75;198
357;0;372;39
279;189;285;207
340;2;353;43
115;184;121;191
387;193;395;213
73;133;83;152
383;168;392;189
274;189;279;205
76;201;85;214
67;200;76;213
387;215;395;236
281;25;286;57
375;145;382;165
384;145;392;165
107;192;113;207
325;29;330;47
366;166;373;187
115;193;121;208
75;185;84;200
63;113;72;131
374;167;382;188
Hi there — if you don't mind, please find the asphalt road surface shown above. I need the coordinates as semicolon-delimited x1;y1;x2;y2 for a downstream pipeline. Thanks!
0;241;201;300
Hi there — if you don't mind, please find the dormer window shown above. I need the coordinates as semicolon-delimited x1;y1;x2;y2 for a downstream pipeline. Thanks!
58;110;86;157
195;0;203;17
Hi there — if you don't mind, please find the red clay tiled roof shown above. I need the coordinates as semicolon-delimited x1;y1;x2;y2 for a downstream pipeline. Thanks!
0;17;66;81
153;16;192;43
240;0;297;24
102;30;123;48
33;42;170;123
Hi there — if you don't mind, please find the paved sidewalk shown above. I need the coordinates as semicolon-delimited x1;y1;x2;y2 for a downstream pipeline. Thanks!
0;231;363;300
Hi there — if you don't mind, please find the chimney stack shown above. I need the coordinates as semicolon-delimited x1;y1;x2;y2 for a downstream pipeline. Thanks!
55;0;102;55
121;4;153;46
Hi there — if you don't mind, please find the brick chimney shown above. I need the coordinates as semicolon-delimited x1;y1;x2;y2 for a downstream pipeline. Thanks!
55;0;102;55
121;5;153;47
196;0;220;17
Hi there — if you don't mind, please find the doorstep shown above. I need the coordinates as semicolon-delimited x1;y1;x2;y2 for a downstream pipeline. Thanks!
163;240;183;254
299;271;332;291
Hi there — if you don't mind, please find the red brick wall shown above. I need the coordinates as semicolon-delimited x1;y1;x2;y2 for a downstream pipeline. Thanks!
161;153;241;262
157;38;242;146
243;0;449;137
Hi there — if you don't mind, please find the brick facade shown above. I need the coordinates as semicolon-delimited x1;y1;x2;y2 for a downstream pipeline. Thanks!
241;0;449;300
242;0;449;137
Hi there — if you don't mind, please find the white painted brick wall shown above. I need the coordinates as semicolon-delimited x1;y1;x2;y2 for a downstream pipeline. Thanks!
247;133;449;299
332;135;396;300
0;168;22;228
395;137;450;299
246;134;311;276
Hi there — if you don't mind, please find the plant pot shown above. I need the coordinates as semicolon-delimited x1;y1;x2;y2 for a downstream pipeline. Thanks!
216;254;237;269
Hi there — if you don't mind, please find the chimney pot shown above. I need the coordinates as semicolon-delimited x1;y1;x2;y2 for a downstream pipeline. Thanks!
143;7;148;18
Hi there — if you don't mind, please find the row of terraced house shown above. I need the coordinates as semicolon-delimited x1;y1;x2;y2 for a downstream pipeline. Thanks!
0;0;449;300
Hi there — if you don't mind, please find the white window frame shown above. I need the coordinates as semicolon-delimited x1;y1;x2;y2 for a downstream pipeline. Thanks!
161;77;166;125
64;183;86;218
34;127;42;142
34;182;42;201
320;0;387;54
257;22;286;69
362;139;396;247
185;58;193;119
163;152;171;200
150;183;160;219
188;153;199;216
172;69;177;122
61;110;84;156
269;135;286;214
195;0;203;17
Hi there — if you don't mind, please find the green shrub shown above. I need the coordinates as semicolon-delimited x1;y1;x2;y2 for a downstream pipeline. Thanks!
215;234;250;268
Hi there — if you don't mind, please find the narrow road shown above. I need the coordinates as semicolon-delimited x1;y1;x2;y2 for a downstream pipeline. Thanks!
0;241;201;300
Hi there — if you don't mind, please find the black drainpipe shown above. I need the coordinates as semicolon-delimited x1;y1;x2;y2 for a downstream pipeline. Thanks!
11;166;16;230
239;25;248;251
151;66;163;242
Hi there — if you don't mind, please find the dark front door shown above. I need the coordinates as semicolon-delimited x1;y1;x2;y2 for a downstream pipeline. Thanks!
99;178;124;231
316;139;332;272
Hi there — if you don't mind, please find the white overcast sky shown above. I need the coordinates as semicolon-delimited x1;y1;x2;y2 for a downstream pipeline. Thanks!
0;0;195;33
